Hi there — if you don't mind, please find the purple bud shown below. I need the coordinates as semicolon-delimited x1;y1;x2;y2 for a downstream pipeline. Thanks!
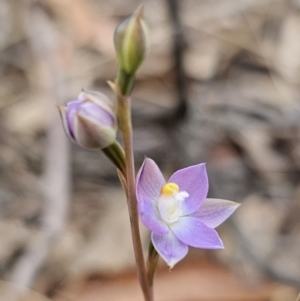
58;90;117;150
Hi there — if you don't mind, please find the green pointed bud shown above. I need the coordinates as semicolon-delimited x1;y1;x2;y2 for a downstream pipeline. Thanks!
114;6;149;75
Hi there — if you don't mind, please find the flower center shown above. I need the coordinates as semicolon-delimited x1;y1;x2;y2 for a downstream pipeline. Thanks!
160;182;179;196
158;183;189;224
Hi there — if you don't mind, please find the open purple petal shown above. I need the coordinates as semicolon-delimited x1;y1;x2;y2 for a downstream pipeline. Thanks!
170;216;224;249
168;163;208;215
136;158;168;235
138;198;169;235
191;198;240;228
136;158;166;204
152;230;188;268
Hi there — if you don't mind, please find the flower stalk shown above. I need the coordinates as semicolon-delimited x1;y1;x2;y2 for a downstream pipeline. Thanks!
114;7;154;299
117;69;135;97
147;240;159;289
102;141;126;176
115;79;152;301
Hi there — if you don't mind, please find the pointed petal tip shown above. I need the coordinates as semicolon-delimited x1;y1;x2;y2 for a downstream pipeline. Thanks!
151;231;188;268
206;237;224;249
231;203;241;211
56;104;66;112
78;91;86;100
139;157;157;172
56;105;67;121
168;263;175;270
192;199;240;229
134;5;144;18
143;157;155;165
218;199;240;209
226;200;241;211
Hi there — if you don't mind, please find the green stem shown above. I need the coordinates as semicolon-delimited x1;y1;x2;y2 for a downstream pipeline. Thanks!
147;240;159;298
116;77;152;301
102;141;126;176
117;69;135;96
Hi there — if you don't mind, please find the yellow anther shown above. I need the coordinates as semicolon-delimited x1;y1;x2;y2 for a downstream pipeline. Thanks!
160;183;179;196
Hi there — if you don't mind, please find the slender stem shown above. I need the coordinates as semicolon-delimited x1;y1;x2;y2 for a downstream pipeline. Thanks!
117;69;135;96
116;72;152;301
147;240;159;298
102;141;126;176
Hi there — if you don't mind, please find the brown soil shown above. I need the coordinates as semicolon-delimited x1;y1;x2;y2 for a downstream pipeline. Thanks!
54;261;274;301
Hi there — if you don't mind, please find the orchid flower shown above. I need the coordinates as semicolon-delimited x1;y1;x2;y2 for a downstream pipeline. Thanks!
136;158;239;268
58;90;117;150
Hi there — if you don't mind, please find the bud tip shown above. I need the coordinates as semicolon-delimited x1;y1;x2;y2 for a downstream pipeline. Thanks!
134;5;144;19
107;80;116;92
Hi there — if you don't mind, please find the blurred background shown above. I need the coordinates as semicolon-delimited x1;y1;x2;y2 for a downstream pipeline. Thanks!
0;0;300;300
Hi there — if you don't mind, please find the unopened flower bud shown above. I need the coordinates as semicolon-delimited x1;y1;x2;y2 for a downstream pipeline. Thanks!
114;6;149;75
58;90;117;150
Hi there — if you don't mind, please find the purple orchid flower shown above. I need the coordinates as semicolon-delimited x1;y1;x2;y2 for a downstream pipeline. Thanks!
136;158;239;268
58;90;117;150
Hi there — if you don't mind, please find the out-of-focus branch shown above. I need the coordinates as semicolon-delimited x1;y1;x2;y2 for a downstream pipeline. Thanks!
1;3;70;300
164;0;188;124
230;219;300;287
